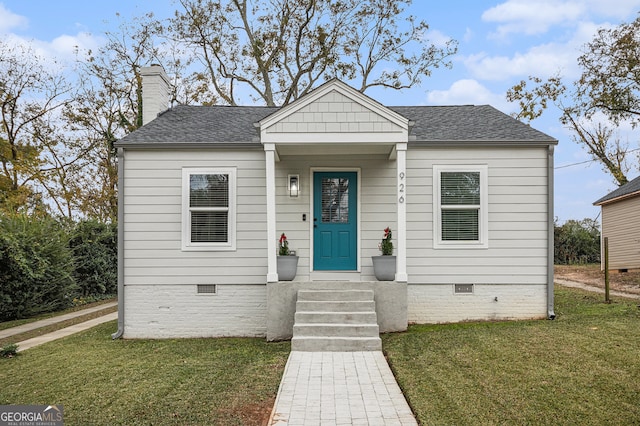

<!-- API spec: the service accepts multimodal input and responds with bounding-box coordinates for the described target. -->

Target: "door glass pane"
[321,178,349,223]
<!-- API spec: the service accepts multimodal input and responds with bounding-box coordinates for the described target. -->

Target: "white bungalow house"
[112,65,557,344]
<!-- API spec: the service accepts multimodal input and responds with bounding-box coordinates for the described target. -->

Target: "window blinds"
[189,174,229,243]
[440,172,480,241]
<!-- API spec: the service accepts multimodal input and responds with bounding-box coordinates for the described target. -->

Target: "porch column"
[265,143,278,282]
[396,143,408,282]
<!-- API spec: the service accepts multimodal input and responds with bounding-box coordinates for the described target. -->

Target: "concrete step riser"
[297,281,378,291]
[297,290,374,302]
[291,336,382,352]
[296,300,375,312]
[293,324,380,338]
[294,312,378,324]
[292,283,381,351]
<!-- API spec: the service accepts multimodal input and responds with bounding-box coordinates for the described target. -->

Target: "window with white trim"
[182,168,236,251]
[433,165,488,249]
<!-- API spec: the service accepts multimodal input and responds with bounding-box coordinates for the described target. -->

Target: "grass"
[383,287,640,425]
[0,323,290,425]
[1,287,639,425]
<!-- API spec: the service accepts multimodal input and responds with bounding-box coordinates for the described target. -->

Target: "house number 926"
[398,172,405,203]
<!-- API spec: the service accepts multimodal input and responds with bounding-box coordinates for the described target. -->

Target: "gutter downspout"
[547,145,556,320]
[111,147,125,339]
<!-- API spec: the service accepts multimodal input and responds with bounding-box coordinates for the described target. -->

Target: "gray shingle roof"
[391,105,555,143]
[117,105,277,146]
[115,103,556,146]
[593,175,640,205]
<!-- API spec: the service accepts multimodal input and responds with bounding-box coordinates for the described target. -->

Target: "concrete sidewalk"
[1,301,118,352]
[269,351,417,426]
[555,278,640,300]
[15,312,118,352]
[0,301,117,340]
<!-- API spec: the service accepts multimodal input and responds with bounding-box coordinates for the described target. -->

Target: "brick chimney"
[140,64,170,126]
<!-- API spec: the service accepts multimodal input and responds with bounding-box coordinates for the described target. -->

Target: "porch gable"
[259,79,409,144]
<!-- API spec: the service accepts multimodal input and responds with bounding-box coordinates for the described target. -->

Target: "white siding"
[122,149,269,337]
[406,146,550,286]
[123,149,268,286]
[234,145,550,287]
[601,196,640,270]
[123,143,551,335]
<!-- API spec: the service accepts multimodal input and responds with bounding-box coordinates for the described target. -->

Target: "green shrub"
[0,343,18,358]
[69,219,117,296]
[555,218,601,264]
[0,214,77,321]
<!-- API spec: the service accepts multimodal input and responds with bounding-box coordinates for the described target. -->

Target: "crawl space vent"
[454,284,474,294]
[197,284,217,294]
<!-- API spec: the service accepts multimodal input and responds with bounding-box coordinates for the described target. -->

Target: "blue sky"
[2,0,640,223]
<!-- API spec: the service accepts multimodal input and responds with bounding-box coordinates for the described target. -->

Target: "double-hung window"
[182,167,236,251]
[433,165,488,249]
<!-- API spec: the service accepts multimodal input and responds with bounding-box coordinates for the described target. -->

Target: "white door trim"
[309,167,362,278]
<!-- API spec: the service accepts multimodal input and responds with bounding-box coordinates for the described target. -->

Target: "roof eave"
[593,189,640,206]
[113,141,263,149]
[410,139,558,147]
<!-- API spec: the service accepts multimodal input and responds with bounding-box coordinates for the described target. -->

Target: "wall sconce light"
[288,174,299,198]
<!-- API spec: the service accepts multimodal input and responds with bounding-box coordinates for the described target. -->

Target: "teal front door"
[313,172,357,271]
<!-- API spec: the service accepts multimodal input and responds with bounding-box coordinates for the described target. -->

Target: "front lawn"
[383,287,640,425]
[2,287,639,425]
[0,326,290,425]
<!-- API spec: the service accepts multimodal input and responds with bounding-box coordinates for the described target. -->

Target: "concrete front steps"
[291,289,382,351]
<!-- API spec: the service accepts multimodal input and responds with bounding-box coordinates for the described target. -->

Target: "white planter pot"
[372,255,396,281]
[277,256,299,281]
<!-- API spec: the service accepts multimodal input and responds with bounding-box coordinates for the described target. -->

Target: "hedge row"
[0,215,117,321]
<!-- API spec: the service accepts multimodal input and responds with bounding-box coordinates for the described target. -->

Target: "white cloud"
[481,0,640,39]
[583,0,640,20]
[425,29,455,49]
[2,30,105,69]
[49,32,103,58]
[425,79,511,110]
[463,43,575,81]
[462,20,605,82]
[0,3,27,34]
[482,0,585,38]
[0,3,104,64]
[463,28,474,43]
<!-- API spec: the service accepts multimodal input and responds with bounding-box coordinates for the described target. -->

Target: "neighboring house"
[112,65,557,340]
[593,175,640,271]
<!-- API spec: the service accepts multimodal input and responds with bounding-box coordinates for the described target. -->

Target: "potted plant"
[277,233,298,281]
[372,227,396,281]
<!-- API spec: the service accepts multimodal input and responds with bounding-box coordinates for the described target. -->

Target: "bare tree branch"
[169,0,457,106]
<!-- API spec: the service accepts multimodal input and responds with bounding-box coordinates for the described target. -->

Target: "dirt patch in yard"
[218,398,275,426]
[555,264,640,296]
